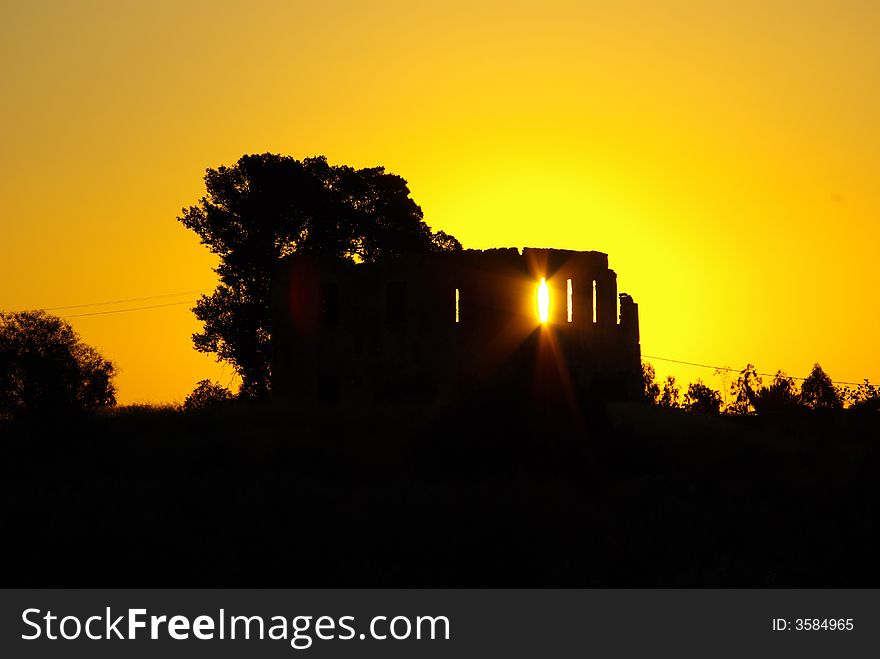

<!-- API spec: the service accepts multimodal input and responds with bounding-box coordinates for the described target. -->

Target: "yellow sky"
[2,0,878,403]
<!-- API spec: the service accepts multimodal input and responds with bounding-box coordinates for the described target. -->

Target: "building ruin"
[271,247,641,407]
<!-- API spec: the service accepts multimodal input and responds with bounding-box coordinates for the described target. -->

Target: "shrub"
[183,379,235,412]
[683,380,723,414]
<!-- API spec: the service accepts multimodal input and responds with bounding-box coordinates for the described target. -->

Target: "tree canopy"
[641,361,660,404]
[800,363,842,410]
[179,153,461,398]
[182,379,235,412]
[0,310,116,420]
[659,375,681,409]
[753,371,802,413]
[683,379,722,414]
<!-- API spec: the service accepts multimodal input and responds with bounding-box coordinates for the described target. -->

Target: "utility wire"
[642,353,876,388]
[63,300,195,318]
[37,289,205,312]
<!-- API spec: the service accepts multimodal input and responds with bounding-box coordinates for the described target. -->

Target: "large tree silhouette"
[179,154,461,398]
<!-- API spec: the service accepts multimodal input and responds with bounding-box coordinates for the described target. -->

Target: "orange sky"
[2,0,878,403]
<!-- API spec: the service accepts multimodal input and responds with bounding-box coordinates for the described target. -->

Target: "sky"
[1,0,878,404]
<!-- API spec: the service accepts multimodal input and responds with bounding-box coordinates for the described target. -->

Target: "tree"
[848,378,880,412]
[659,375,681,408]
[753,371,803,413]
[728,364,761,415]
[683,379,722,414]
[0,310,116,420]
[713,367,732,409]
[179,154,462,398]
[183,380,235,412]
[800,363,842,410]
[641,361,660,404]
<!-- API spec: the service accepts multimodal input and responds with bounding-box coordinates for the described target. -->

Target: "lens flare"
[537,278,550,323]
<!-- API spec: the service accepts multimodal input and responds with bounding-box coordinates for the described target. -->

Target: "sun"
[537,278,550,323]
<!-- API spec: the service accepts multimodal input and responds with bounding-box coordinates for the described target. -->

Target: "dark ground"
[2,392,878,587]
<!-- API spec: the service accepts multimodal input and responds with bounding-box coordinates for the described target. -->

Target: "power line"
[37,289,205,312]
[64,300,195,318]
[642,353,876,388]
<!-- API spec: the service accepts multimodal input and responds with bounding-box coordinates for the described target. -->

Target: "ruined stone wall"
[271,247,641,406]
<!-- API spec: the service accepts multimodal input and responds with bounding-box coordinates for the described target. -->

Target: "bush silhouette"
[0,310,116,420]
[683,379,722,414]
[847,379,880,412]
[183,379,235,412]
[753,371,803,413]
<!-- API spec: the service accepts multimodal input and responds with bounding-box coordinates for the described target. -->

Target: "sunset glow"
[1,1,879,402]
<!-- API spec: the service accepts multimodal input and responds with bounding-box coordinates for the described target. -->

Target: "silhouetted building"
[271,248,640,406]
